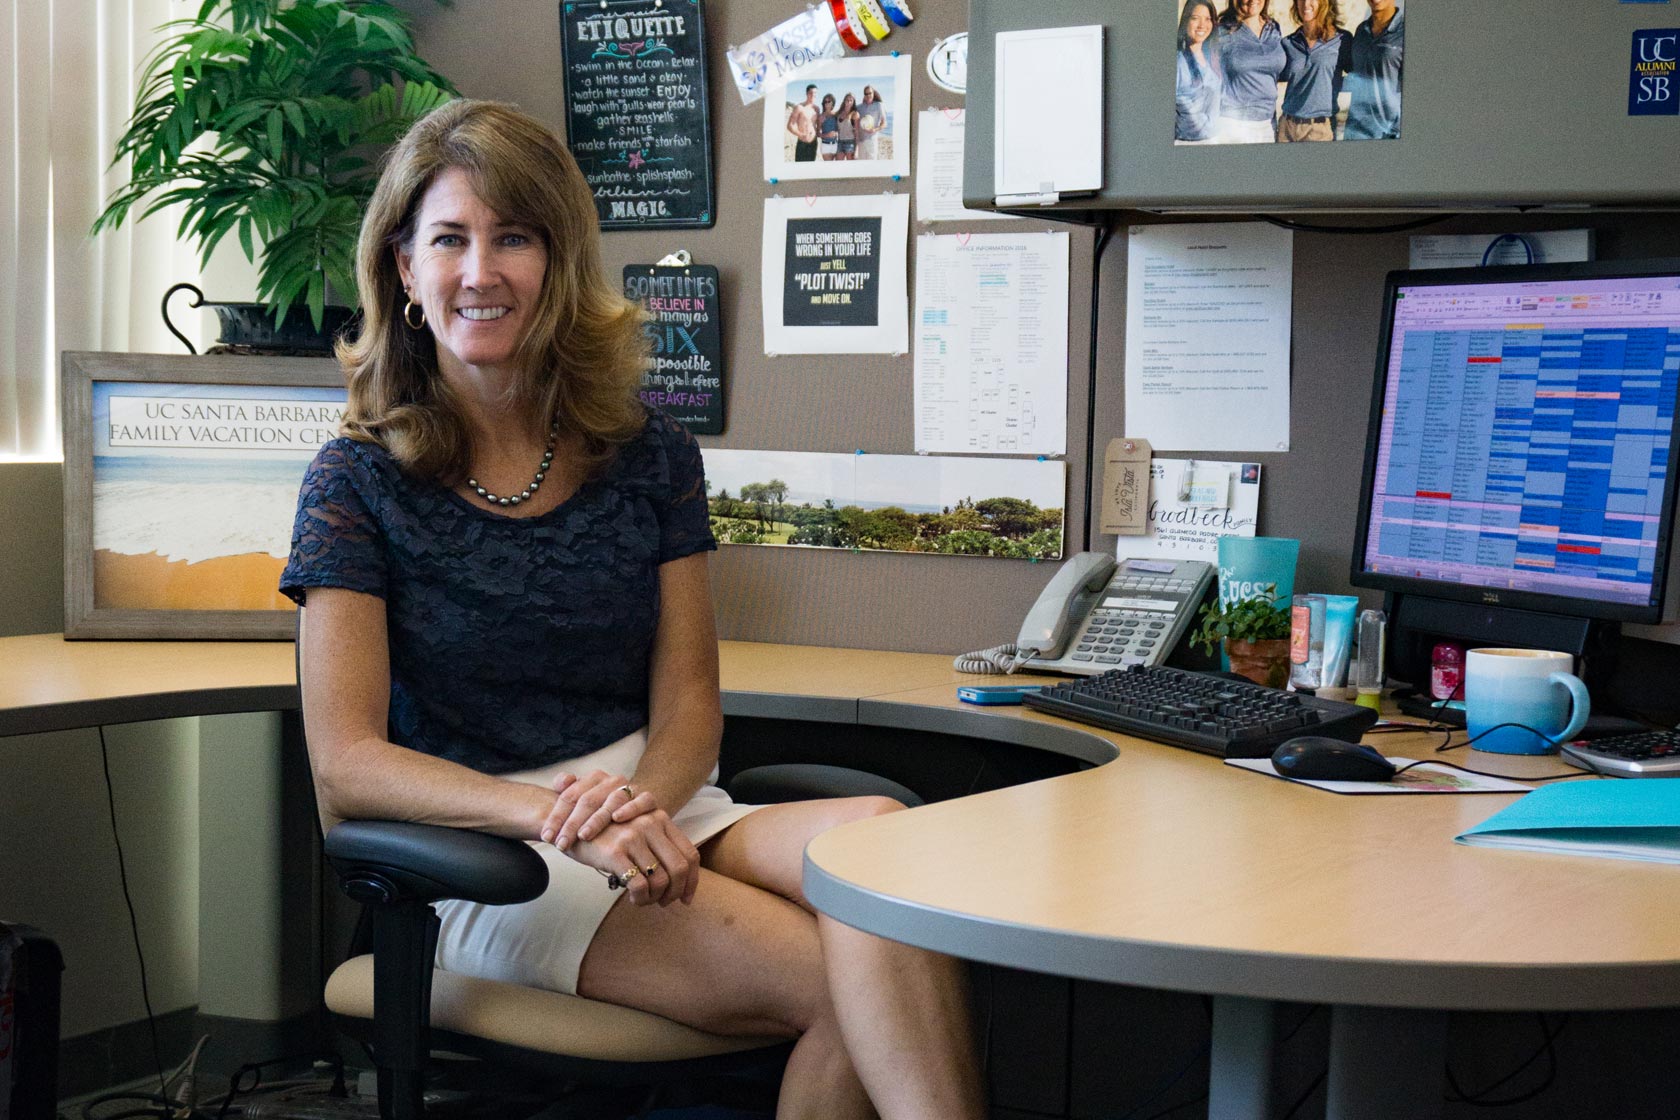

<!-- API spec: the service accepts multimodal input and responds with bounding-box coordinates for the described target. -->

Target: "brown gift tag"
[1100,438,1152,536]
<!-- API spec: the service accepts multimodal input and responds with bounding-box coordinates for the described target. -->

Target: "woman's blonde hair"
[337,99,648,481]
[1289,0,1341,41]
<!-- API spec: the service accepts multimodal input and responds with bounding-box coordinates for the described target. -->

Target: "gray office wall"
[965,1,1680,210]
[397,0,1094,657]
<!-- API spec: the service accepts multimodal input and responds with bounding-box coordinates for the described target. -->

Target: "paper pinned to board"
[913,231,1069,454]
[1099,438,1152,536]
[727,8,845,105]
[915,110,1019,223]
[1409,230,1594,269]
[1112,458,1259,563]
[762,194,910,356]
[1123,222,1293,452]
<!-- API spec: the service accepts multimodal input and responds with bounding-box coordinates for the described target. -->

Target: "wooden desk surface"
[0,635,985,734]
[809,681,1680,1011]
[0,633,299,735]
[7,633,1678,1014]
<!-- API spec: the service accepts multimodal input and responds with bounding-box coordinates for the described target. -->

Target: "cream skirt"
[432,727,762,995]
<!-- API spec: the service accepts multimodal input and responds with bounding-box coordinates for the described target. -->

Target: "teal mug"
[1464,648,1590,755]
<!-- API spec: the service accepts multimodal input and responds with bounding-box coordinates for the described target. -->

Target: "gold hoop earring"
[403,300,426,330]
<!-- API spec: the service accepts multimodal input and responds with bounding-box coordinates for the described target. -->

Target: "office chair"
[304,633,923,1119]
[321,819,792,1120]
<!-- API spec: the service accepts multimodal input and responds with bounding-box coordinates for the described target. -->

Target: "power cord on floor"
[1446,1013,1569,1107]
[97,724,168,1104]
[1258,1011,1571,1119]
[1280,1067,1327,1119]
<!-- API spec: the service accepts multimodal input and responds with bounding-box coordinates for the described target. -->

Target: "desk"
[808,683,1680,1118]
[6,635,1678,1119]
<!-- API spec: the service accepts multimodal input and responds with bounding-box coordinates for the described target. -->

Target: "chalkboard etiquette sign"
[559,0,715,230]
[624,264,725,434]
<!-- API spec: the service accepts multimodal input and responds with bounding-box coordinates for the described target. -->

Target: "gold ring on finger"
[618,784,634,798]
[620,866,640,883]
[643,863,659,876]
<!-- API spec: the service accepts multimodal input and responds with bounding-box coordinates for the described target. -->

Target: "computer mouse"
[1271,736,1397,782]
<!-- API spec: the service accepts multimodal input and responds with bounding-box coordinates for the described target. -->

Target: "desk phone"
[1020,553,1215,677]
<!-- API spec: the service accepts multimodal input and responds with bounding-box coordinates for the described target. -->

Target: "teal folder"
[1456,781,1680,865]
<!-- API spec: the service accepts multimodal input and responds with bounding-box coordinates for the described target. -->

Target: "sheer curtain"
[1,0,212,461]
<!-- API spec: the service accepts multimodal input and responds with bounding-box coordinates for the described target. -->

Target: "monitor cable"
[1259,213,1457,236]
[1080,223,1113,554]
[1369,695,1613,778]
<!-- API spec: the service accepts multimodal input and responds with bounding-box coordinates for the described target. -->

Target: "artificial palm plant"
[93,0,457,331]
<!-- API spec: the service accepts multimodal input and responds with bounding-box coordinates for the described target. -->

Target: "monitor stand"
[1386,593,1640,738]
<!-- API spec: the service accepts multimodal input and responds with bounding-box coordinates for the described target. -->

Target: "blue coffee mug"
[1464,648,1590,755]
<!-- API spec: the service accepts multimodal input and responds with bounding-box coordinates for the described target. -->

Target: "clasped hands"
[538,770,700,907]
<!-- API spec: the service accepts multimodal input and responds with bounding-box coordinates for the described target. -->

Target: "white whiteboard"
[993,25,1103,203]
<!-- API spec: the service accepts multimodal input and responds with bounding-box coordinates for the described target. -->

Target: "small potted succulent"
[1190,596,1291,688]
[92,0,457,348]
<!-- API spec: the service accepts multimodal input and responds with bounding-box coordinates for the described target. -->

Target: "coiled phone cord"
[953,643,1035,674]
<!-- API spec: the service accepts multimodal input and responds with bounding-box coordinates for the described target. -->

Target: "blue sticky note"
[1630,29,1680,114]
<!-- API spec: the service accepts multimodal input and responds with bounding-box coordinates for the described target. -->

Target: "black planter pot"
[162,282,356,354]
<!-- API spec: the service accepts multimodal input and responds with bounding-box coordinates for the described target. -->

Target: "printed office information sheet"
[1123,222,1293,452]
[914,232,1069,455]
[914,110,1018,224]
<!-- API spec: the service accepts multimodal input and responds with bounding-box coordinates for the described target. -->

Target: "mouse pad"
[1225,758,1533,795]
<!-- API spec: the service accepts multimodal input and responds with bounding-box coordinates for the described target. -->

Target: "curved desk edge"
[856,699,1118,767]
[0,684,301,738]
[802,854,1680,1011]
[722,692,856,724]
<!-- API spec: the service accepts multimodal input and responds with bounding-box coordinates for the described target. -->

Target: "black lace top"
[279,408,716,774]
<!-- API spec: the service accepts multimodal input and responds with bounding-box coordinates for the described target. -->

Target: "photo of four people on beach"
[782,78,896,163]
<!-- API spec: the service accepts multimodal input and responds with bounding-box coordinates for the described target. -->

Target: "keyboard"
[1022,665,1379,759]
[1560,730,1680,777]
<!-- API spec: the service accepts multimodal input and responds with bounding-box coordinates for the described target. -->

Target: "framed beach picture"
[60,352,346,639]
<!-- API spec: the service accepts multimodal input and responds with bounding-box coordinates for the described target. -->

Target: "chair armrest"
[325,820,547,906]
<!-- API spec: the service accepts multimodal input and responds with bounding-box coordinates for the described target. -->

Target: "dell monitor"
[1351,259,1680,690]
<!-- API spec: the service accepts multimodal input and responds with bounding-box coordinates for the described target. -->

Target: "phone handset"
[1016,552,1118,661]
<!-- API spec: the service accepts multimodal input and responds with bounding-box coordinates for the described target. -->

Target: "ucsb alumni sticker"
[1630,29,1680,115]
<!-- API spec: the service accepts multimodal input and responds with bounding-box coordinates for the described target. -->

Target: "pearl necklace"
[468,421,557,507]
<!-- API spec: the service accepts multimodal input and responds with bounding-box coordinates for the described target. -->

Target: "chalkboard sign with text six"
[559,0,715,230]
[624,264,725,434]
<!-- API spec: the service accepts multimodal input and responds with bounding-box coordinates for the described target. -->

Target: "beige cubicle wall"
[397,0,1680,659]
[397,0,1097,657]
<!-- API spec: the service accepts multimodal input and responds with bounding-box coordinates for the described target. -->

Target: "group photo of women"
[1173,0,1405,145]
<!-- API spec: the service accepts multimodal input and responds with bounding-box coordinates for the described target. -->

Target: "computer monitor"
[1351,260,1680,649]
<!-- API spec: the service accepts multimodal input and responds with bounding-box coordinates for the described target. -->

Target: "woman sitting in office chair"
[280,99,984,1120]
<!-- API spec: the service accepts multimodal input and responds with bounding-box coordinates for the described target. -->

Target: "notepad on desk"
[1456,781,1680,865]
